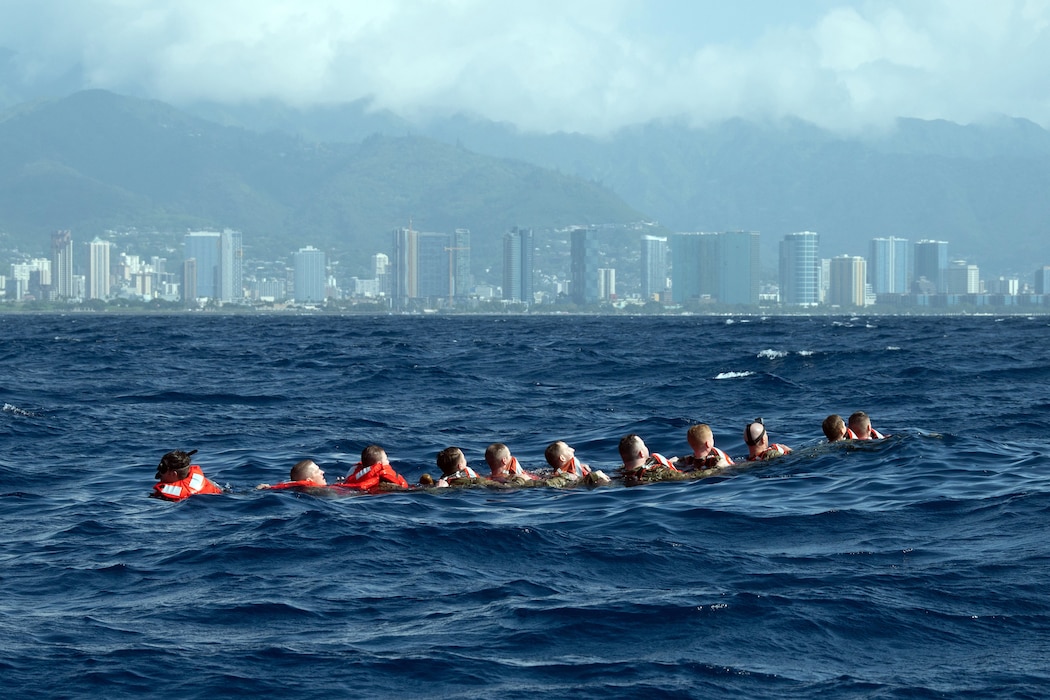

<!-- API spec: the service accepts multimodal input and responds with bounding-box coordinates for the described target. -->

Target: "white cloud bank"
[1,0,1049,134]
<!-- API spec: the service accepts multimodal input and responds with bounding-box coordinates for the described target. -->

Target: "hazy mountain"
[184,98,1050,276]
[0,90,642,273]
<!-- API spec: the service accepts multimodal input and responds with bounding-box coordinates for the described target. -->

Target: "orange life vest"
[152,465,223,501]
[625,452,679,477]
[265,480,325,490]
[506,457,540,480]
[558,456,591,478]
[749,443,792,462]
[335,462,409,490]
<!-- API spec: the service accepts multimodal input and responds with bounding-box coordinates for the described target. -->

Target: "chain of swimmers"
[150,412,887,502]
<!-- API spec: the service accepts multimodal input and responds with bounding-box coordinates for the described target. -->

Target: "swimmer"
[677,423,735,470]
[848,411,887,440]
[150,449,223,501]
[744,418,792,461]
[335,444,410,490]
[617,433,679,480]
[544,441,610,486]
[822,414,858,442]
[256,459,328,490]
[435,446,480,487]
[484,443,540,481]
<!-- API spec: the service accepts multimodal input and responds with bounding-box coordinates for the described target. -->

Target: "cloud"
[1,0,1049,133]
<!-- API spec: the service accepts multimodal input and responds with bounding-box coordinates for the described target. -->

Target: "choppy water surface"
[2,313,1050,698]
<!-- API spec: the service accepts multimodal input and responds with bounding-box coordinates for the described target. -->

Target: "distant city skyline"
[5,224,1050,311]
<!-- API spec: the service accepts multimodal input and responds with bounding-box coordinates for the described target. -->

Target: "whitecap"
[797,350,814,357]
[714,371,755,380]
[757,349,787,359]
[2,403,35,417]
[886,346,901,351]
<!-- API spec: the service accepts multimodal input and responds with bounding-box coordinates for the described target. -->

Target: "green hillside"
[0,90,642,270]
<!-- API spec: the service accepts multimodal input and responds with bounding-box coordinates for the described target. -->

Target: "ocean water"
[2,313,1050,698]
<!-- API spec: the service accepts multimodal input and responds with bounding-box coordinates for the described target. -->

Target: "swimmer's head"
[155,449,197,479]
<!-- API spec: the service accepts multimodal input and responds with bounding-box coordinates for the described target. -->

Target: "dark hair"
[156,449,197,477]
[436,446,464,475]
[157,449,197,472]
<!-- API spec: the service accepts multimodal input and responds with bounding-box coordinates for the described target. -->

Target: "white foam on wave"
[797,350,814,357]
[886,346,901,351]
[757,349,787,359]
[3,403,35,417]
[714,371,754,380]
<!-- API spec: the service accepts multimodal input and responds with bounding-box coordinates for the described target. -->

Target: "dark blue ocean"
[3,313,1050,698]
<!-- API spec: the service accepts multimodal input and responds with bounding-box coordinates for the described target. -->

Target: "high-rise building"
[947,260,979,294]
[571,227,600,306]
[88,238,112,300]
[51,230,74,299]
[719,231,760,306]
[373,253,391,297]
[293,246,327,303]
[869,237,910,294]
[828,255,867,307]
[640,235,667,300]
[779,231,821,306]
[1036,266,1050,294]
[417,231,451,301]
[183,231,221,300]
[598,268,616,300]
[502,226,534,303]
[453,228,471,299]
[670,232,719,303]
[391,227,452,306]
[391,227,417,306]
[914,240,949,293]
[182,259,197,306]
[219,229,243,303]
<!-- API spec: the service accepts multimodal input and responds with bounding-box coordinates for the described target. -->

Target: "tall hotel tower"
[218,229,243,303]
[913,240,949,293]
[183,231,221,300]
[640,235,667,301]
[51,230,74,299]
[779,231,821,306]
[868,237,910,294]
[719,230,760,306]
[570,227,600,306]
[670,233,719,303]
[88,238,112,300]
[183,230,243,303]
[391,227,452,307]
[828,255,867,307]
[293,246,327,303]
[502,226,534,303]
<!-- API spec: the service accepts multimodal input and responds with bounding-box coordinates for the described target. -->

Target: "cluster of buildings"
[4,226,1050,311]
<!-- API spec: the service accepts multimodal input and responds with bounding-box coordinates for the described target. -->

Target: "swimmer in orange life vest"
[617,433,679,480]
[256,459,328,491]
[543,441,611,485]
[848,411,887,440]
[484,442,540,481]
[677,423,735,470]
[151,449,223,501]
[744,418,793,461]
[822,414,859,442]
[435,446,480,487]
[334,444,410,491]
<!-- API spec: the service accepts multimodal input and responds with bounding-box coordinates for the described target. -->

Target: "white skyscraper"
[88,238,112,300]
[294,246,327,303]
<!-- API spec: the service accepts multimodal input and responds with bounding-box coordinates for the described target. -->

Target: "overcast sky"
[2,0,1048,134]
